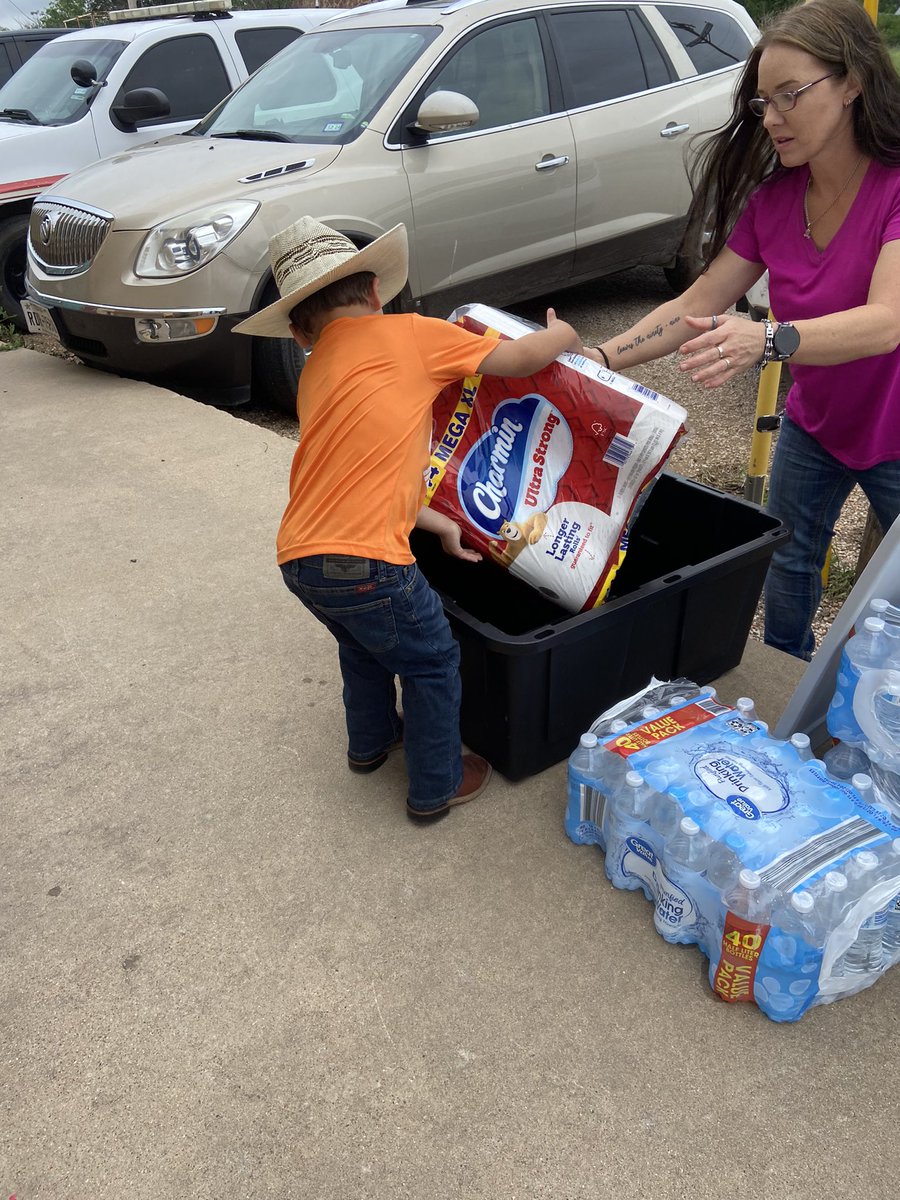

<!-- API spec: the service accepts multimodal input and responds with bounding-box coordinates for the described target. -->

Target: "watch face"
[773,323,800,359]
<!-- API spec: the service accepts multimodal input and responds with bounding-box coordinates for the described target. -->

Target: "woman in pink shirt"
[590,0,900,660]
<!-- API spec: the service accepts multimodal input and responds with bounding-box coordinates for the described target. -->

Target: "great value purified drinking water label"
[692,753,789,819]
[425,304,686,613]
[608,834,705,938]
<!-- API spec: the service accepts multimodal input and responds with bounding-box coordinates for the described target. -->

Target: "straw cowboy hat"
[233,216,408,339]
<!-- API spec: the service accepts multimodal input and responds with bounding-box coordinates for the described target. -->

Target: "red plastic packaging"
[426,305,687,613]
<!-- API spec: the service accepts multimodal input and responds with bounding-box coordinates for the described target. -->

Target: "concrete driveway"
[2,349,896,1200]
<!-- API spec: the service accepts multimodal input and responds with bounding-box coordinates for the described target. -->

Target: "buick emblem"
[39,212,56,246]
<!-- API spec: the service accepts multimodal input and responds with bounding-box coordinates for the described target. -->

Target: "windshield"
[194,25,437,144]
[0,38,124,126]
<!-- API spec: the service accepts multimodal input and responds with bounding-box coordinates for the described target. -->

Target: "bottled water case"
[565,689,900,1022]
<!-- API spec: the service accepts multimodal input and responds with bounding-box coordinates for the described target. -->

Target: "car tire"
[0,213,30,331]
[663,206,710,295]
[252,327,306,415]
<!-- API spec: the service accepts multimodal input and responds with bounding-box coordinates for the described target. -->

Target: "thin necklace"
[803,156,864,239]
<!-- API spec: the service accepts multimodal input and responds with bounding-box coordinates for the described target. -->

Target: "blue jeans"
[280,555,463,811]
[764,416,900,660]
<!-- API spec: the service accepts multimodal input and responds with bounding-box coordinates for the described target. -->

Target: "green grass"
[892,47,900,74]
[0,311,25,350]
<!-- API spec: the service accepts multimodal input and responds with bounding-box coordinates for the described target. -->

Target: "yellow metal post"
[744,347,781,505]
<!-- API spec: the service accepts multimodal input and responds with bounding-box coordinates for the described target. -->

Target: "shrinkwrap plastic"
[425,304,686,614]
[565,690,900,1021]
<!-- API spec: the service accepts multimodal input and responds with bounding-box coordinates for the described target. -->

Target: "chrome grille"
[29,198,113,276]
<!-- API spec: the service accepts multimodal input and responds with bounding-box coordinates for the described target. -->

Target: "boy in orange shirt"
[236,217,582,821]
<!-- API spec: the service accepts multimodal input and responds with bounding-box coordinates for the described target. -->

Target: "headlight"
[134,200,259,278]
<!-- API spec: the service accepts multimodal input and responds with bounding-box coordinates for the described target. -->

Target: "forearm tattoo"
[616,315,681,356]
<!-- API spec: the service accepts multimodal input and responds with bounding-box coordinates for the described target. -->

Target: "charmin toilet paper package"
[425,304,687,613]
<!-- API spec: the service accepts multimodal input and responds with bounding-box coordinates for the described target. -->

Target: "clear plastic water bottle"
[790,732,815,762]
[771,890,819,966]
[883,891,900,959]
[843,851,884,974]
[826,616,890,752]
[816,870,849,978]
[706,831,747,892]
[603,770,656,893]
[655,816,710,943]
[567,732,602,827]
[736,696,758,722]
[823,740,871,781]
[646,765,682,838]
[881,838,900,960]
[723,868,772,925]
[851,773,875,804]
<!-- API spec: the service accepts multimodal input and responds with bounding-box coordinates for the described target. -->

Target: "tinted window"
[549,9,670,107]
[424,18,550,134]
[657,5,750,73]
[0,45,13,89]
[235,26,302,75]
[19,36,56,64]
[114,34,231,125]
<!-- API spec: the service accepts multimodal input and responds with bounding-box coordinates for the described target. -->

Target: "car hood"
[0,120,43,141]
[47,135,343,228]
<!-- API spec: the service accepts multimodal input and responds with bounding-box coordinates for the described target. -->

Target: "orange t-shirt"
[276,312,497,566]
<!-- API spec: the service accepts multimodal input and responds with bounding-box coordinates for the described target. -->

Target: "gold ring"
[716,345,724,359]
[724,357,731,370]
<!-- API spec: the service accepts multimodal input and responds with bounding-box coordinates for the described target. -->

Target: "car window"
[0,45,13,89]
[234,26,302,76]
[19,36,54,64]
[195,26,438,144]
[0,37,125,125]
[549,8,672,107]
[656,4,750,73]
[423,18,549,134]
[113,34,231,126]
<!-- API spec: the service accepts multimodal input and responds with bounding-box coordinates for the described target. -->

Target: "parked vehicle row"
[21,0,760,412]
[0,0,331,326]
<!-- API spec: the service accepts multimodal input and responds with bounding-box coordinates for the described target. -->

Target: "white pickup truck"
[0,1,329,326]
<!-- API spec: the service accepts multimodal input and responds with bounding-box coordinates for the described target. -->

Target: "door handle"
[660,123,690,138]
[535,154,570,170]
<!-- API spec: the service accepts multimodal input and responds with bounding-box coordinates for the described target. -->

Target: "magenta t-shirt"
[728,160,900,469]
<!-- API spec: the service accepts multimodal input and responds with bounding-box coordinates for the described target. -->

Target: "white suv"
[25,0,758,410]
[0,1,330,326]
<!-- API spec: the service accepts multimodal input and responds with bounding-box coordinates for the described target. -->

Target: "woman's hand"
[677,313,767,388]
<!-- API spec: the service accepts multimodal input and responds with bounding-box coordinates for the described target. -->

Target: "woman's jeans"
[764,417,900,660]
[280,555,463,810]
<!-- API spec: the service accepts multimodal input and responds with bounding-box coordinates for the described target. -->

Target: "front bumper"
[37,301,254,405]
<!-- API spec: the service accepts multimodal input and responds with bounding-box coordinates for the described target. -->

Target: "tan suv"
[25,0,758,411]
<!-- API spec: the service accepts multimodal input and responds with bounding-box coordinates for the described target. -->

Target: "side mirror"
[70,59,99,89]
[112,87,170,130]
[411,90,479,135]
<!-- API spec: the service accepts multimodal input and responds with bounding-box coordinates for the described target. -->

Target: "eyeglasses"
[748,73,837,117]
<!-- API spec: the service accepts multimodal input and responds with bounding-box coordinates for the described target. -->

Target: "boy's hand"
[438,522,482,563]
[546,307,582,355]
[415,505,482,562]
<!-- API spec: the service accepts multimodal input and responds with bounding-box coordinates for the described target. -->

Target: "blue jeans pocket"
[312,595,399,655]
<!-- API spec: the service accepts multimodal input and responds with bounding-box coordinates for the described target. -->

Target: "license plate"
[21,299,59,340]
